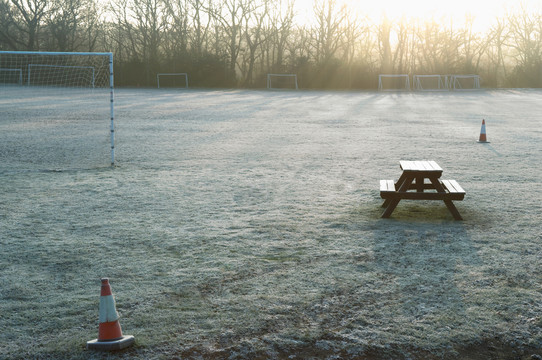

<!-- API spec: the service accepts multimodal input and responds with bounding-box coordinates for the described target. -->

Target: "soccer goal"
[267,74,298,90]
[0,68,23,85]
[451,75,481,90]
[0,51,115,169]
[378,74,410,91]
[413,75,446,91]
[157,73,188,88]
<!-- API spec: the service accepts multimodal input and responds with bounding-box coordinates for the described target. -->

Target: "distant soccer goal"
[157,73,188,88]
[378,74,410,91]
[0,51,115,169]
[0,68,23,85]
[451,75,481,90]
[413,75,446,91]
[267,74,298,90]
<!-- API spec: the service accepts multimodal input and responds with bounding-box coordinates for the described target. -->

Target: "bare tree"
[240,0,271,86]
[164,0,189,59]
[0,0,19,49]
[377,16,393,73]
[286,25,311,69]
[1,0,50,50]
[312,0,346,65]
[46,0,101,51]
[456,15,488,74]
[377,17,412,74]
[209,0,251,84]
[111,0,169,83]
[506,6,542,86]
[266,0,294,72]
[188,0,212,57]
[413,18,461,74]
[485,17,509,86]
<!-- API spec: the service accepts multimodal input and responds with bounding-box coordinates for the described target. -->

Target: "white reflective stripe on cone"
[99,294,120,323]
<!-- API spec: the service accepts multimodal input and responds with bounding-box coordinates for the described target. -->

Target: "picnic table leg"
[381,199,400,218]
[428,176,446,192]
[395,173,407,188]
[427,177,463,220]
[382,174,407,208]
[416,176,424,192]
[444,200,463,220]
[381,176,413,218]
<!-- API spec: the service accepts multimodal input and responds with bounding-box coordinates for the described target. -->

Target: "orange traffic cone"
[87,278,134,351]
[477,119,490,143]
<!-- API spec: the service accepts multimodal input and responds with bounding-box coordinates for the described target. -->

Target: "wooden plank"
[400,160,414,171]
[412,161,423,170]
[427,160,443,171]
[406,182,435,191]
[380,180,396,192]
[441,179,466,195]
[401,160,442,173]
[449,179,465,194]
[415,161,430,170]
[385,192,463,200]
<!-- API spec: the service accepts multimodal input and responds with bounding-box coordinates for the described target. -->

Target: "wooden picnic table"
[380,160,465,220]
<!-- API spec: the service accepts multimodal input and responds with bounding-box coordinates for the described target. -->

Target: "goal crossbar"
[0,51,115,165]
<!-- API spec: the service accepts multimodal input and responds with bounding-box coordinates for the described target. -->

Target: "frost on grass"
[1,89,542,359]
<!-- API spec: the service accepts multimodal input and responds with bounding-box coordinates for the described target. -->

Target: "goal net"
[0,51,115,171]
[267,74,298,90]
[451,75,481,90]
[0,68,23,85]
[27,64,96,87]
[413,75,445,91]
[157,73,188,88]
[378,74,410,91]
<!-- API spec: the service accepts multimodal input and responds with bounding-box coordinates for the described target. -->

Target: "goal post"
[451,75,481,90]
[413,75,446,91]
[157,73,188,88]
[378,74,410,91]
[267,74,298,90]
[0,51,115,168]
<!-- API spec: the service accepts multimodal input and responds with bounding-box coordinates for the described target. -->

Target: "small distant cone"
[87,278,134,351]
[477,119,490,143]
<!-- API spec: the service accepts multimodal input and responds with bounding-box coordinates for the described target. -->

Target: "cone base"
[477,140,490,143]
[87,335,135,351]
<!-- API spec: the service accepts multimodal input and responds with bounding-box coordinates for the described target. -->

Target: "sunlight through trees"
[1,0,542,88]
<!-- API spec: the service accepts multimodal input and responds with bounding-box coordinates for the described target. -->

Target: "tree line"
[1,0,542,88]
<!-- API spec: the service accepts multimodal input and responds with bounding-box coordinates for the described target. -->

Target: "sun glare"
[294,0,540,32]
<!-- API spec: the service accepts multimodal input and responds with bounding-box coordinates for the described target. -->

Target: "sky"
[294,0,541,32]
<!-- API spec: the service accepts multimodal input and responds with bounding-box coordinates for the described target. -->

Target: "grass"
[1,88,541,359]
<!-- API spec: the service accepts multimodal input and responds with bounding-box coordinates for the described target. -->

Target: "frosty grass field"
[1,87,541,359]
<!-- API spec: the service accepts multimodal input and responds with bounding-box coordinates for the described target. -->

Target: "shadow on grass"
[363,200,484,356]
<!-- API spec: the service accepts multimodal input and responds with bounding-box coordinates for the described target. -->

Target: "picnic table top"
[400,160,443,173]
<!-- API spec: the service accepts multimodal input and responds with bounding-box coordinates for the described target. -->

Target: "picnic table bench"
[380,160,465,220]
